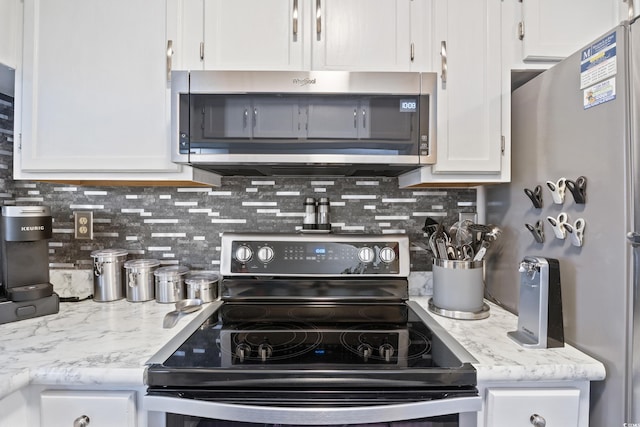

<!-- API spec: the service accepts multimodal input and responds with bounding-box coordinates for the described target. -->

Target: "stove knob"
[235,343,252,363]
[258,343,273,362]
[379,343,395,362]
[358,247,375,263]
[357,343,373,362]
[235,245,253,263]
[379,247,396,263]
[257,246,274,263]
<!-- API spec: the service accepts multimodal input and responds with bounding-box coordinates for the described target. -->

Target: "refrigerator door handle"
[627,231,640,423]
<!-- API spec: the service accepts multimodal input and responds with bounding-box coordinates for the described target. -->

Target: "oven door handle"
[143,395,482,425]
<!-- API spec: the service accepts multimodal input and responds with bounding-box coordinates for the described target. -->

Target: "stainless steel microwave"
[171,70,436,176]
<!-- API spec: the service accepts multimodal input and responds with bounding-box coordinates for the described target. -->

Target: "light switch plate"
[73,211,93,240]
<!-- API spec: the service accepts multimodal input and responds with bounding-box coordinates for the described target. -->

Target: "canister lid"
[124,259,161,270]
[90,248,129,258]
[154,265,189,278]
[185,272,220,286]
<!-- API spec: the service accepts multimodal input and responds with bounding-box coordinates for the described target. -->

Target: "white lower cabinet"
[477,381,590,427]
[40,390,137,427]
[0,388,30,427]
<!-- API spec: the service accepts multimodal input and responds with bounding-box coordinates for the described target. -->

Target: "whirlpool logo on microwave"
[21,226,45,232]
[292,77,317,87]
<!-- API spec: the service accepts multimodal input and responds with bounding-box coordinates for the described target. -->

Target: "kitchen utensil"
[185,272,219,302]
[565,176,587,204]
[546,177,567,204]
[473,240,490,261]
[91,249,128,302]
[524,185,543,209]
[547,212,568,239]
[162,298,203,329]
[422,217,440,237]
[124,259,160,302]
[154,265,189,303]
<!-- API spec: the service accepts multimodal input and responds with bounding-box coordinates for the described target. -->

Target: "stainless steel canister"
[432,258,484,312]
[154,265,189,303]
[185,272,219,303]
[91,249,129,302]
[123,259,160,302]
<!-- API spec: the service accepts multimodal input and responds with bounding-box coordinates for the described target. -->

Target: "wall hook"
[524,185,543,209]
[546,177,566,205]
[563,218,585,247]
[525,220,545,243]
[566,176,587,204]
[547,212,568,239]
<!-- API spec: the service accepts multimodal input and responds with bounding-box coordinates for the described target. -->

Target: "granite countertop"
[0,296,605,400]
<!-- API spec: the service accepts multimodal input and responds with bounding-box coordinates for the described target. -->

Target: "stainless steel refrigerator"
[485,18,640,427]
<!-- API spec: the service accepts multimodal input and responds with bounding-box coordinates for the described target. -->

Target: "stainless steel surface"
[154,266,189,303]
[427,298,490,320]
[1,205,51,217]
[170,70,439,172]
[124,259,159,303]
[166,40,173,83]
[440,41,447,84]
[185,273,219,302]
[90,249,128,302]
[293,0,298,36]
[219,232,410,277]
[162,298,203,329]
[486,22,637,427]
[143,394,481,425]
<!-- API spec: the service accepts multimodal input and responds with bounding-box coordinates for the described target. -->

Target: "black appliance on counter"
[0,206,59,325]
[145,233,480,426]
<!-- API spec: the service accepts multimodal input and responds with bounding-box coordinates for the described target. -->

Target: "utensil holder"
[429,258,489,319]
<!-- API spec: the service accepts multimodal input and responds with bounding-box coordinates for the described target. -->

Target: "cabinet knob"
[73,415,90,427]
[530,414,546,427]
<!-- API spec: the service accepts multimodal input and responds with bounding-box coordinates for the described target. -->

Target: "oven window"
[166,414,459,427]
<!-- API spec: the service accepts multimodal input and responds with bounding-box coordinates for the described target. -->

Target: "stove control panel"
[220,233,409,277]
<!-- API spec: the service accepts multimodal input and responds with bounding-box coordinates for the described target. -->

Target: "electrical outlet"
[74,211,93,240]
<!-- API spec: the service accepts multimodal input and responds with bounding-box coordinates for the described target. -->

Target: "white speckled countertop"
[0,293,605,401]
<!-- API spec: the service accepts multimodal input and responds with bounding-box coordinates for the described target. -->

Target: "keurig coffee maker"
[0,206,59,324]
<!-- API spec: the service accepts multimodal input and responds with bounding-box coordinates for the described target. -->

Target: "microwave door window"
[252,96,305,139]
[306,97,360,139]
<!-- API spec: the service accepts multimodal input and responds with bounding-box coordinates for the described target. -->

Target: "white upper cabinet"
[518,0,621,62]
[16,0,219,184]
[179,0,422,72]
[0,0,20,70]
[399,0,505,187]
[311,0,414,71]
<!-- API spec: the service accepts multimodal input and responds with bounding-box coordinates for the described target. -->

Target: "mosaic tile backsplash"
[0,92,476,271]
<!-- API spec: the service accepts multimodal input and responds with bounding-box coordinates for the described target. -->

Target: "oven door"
[144,394,481,427]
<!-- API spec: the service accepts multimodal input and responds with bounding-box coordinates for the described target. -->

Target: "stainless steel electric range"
[144,233,481,427]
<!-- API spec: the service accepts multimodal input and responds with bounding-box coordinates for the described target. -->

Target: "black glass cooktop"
[146,302,476,391]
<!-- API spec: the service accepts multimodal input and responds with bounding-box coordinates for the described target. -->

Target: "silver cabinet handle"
[166,39,174,83]
[530,414,546,427]
[626,0,636,19]
[293,0,299,36]
[199,42,204,61]
[243,109,248,129]
[316,0,322,36]
[353,109,357,128]
[73,415,90,427]
[362,109,366,129]
[440,41,447,85]
[253,108,258,129]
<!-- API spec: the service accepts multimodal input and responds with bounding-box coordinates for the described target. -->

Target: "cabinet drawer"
[486,387,580,427]
[40,390,136,427]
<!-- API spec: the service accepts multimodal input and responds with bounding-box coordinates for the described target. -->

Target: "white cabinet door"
[41,389,136,427]
[520,0,620,62]
[432,0,502,174]
[0,0,20,69]
[203,0,306,70]
[169,0,205,71]
[311,0,414,71]
[485,388,581,427]
[19,0,182,173]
